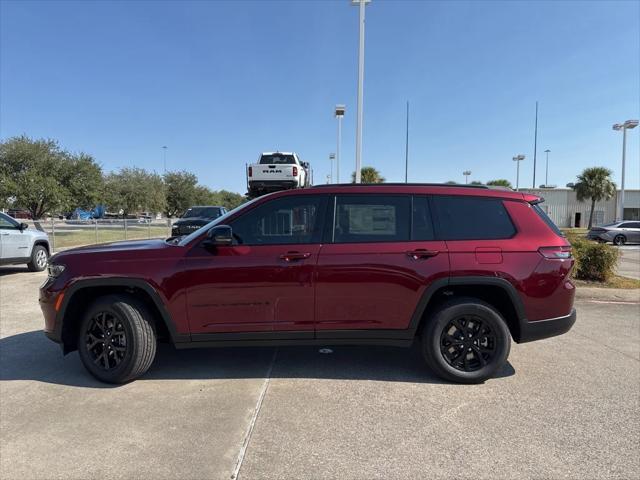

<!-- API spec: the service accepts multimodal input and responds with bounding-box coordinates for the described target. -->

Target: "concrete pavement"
[1,267,639,479]
[616,246,640,280]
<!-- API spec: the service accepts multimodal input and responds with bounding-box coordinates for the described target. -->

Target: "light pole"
[512,155,525,191]
[613,120,638,220]
[162,146,168,173]
[544,149,550,187]
[352,0,371,184]
[329,153,336,183]
[405,101,409,183]
[463,170,471,184]
[335,105,345,183]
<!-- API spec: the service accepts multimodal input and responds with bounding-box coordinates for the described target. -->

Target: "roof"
[266,183,538,202]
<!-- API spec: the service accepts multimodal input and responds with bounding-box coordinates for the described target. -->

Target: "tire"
[27,245,48,272]
[421,297,511,384]
[613,235,626,246]
[77,294,157,383]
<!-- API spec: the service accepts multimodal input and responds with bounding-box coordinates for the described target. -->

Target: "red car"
[40,184,576,384]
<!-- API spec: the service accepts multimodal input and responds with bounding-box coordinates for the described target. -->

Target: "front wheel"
[27,245,48,272]
[78,295,157,383]
[613,235,626,246]
[421,298,511,384]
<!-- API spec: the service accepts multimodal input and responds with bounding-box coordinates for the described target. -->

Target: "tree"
[163,171,199,217]
[470,181,483,185]
[487,179,513,189]
[572,167,616,229]
[105,167,165,216]
[0,136,103,219]
[351,166,385,184]
[444,180,458,185]
[192,185,246,210]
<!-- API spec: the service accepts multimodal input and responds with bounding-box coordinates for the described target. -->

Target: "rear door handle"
[406,249,439,260]
[279,251,312,262]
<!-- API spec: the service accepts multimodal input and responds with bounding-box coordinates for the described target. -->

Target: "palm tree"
[572,167,616,228]
[487,179,513,189]
[352,166,385,184]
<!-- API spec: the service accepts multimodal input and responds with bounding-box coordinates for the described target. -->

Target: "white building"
[520,188,640,228]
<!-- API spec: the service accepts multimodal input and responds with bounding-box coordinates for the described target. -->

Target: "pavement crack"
[230,347,278,480]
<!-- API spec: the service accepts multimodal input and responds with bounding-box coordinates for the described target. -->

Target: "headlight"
[47,263,66,278]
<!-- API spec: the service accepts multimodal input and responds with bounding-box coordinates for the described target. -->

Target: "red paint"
[41,184,575,343]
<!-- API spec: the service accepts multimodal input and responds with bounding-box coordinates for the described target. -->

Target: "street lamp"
[334,105,345,183]
[329,153,336,183]
[512,155,525,191]
[162,146,168,173]
[351,0,371,184]
[463,170,471,184]
[544,149,551,187]
[613,119,638,221]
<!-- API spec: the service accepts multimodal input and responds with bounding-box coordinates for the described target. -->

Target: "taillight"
[539,246,572,259]
[248,166,253,177]
[292,166,298,177]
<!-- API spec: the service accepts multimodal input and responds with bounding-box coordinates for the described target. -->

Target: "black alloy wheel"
[85,311,128,371]
[439,315,496,372]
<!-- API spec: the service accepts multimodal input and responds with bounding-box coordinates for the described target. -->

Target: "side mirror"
[204,225,233,247]
[19,223,28,231]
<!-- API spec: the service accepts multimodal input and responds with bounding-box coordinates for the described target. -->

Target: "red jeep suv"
[40,184,576,384]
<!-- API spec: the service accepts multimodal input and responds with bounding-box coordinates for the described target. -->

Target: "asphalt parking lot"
[617,245,640,280]
[1,268,639,480]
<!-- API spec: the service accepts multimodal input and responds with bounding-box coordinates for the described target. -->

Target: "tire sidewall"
[424,301,511,383]
[614,235,626,246]
[77,298,139,383]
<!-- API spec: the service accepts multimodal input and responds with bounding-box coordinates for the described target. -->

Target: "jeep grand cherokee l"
[40,184,576,384]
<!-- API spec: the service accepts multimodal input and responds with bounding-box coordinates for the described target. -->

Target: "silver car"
[587,221,640,245]
[0,212,51,271]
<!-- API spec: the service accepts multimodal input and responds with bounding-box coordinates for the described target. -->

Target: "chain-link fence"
[25,218,175,252]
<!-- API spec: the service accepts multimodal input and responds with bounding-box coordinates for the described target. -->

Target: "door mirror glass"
[19,223,28,231]
[205,225,233,246]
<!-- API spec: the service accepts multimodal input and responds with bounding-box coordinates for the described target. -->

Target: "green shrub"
[571,238,619,282]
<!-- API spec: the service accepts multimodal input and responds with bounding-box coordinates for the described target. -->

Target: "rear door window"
[432,196,516,240]
[333,195,410,243]
[412,196,435,241]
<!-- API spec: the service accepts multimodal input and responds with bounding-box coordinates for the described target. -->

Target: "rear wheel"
[613,234,626,246]
[77,295,157,383]
[27,245,48,272]
[421,298,511,384]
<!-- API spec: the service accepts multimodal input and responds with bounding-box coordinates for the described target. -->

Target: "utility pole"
[532,101,538,188]
[352,0,371,183]
[463,170,471,184]
[335,105,345,183]
[405,101,409,183]
[162,146,168,173]
[544,149,550,186]
[513,155,525,191]
[613,120,639,220]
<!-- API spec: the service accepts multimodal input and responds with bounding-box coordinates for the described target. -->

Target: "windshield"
[259,154,295,165]
[177,198,259,246]
[182,207,221,218]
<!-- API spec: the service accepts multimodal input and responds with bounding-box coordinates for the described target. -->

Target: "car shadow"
[0,266,31,276]
[0,330,516,389]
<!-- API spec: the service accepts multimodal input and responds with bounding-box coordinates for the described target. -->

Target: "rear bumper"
[518,308,576,343]
[248,180,297,191]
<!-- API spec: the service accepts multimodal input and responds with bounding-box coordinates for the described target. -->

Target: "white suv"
[0,212,50,271]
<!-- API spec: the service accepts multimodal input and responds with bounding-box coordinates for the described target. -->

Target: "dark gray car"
[587,221,640,245]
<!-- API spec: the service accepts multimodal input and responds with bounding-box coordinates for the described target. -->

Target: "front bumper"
[39,283,63,344]
[518,308,576,343]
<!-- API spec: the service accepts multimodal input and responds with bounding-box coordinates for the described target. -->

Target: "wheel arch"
[410,277,527,343]
[57,278,185,354]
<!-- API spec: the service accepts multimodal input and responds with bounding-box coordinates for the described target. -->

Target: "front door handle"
[406,249,439,260]
[279,251,312,262]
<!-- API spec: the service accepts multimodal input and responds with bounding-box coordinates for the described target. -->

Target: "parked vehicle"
[171,206,227,236]
[1,212,50,271]
[247,152,311,198]
[587,221,640,245]
[7,208,31,219]
[41,184,576,384]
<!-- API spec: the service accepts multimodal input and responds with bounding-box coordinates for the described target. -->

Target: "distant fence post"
[148,218,151,239]
[94,218,99,244]
[50,217,55,252]
[124,216,128,240]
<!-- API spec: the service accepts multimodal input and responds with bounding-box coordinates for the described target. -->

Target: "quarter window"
[333,195,410,243]
[230,195,325,245]
[432,196,516,240]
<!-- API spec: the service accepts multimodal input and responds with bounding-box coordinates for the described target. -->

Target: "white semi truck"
[246,152,311,198]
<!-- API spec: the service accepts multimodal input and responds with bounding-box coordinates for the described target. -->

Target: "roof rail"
[311,183,490,189]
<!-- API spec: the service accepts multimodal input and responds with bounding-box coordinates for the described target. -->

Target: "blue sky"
[1,0,639,193]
